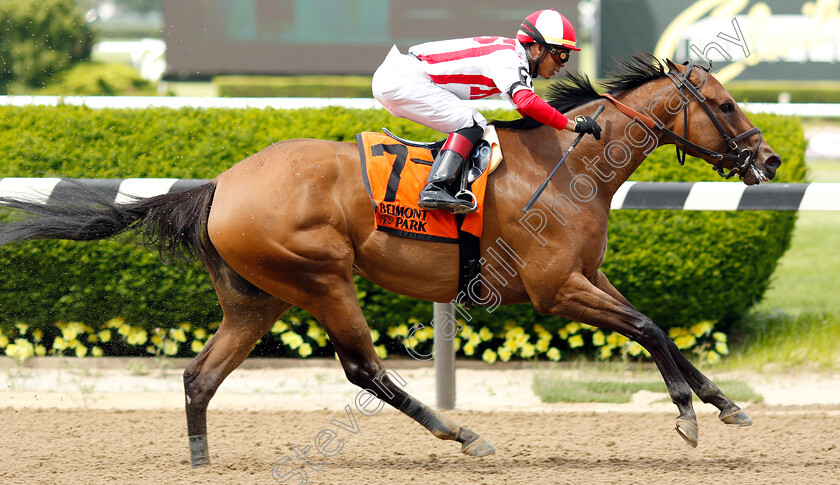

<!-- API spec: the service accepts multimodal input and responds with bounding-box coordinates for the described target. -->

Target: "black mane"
[492,53,667,130]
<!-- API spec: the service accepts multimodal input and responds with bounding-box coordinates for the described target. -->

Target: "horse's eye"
[720,102,734,113]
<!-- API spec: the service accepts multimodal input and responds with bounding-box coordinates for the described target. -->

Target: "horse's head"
[661,59,781,185]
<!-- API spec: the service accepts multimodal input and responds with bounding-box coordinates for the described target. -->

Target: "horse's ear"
[665,59,681,72]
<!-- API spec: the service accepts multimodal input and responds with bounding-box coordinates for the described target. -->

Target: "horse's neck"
[567,81,680,198]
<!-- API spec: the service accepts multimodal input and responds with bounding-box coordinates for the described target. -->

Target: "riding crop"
[522,104,605,213]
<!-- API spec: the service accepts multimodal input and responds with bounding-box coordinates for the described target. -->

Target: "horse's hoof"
[675,418,698,448]
[720,408,753,427]
[461,436,496,457]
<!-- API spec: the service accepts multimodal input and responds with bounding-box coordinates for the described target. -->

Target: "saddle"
[356,126,503,242]
[356,127,504,307]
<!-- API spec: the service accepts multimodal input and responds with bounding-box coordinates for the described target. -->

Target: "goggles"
[547,46,571,64]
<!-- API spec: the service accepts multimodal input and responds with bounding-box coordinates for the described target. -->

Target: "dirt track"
[1,362,839,484]
[2,405,839,484]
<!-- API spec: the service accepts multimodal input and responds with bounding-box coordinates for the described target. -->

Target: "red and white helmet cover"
[516,9,580,51]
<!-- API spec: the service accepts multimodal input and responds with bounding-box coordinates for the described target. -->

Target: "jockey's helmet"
[516,9,580,52]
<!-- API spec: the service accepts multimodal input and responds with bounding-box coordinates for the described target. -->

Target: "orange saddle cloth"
[356,131,489,243]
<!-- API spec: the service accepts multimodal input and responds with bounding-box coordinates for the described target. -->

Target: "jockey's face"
[529,44,567,79]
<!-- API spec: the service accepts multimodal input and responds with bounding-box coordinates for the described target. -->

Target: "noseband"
[603,60,763,180]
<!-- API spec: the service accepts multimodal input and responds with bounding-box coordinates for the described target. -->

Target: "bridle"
[602,60,763,180]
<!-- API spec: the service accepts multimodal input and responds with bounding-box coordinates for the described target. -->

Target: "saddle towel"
[356,128,502,243]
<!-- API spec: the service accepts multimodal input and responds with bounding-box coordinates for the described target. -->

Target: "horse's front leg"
[533,272,700,447]
[590,271,753,427]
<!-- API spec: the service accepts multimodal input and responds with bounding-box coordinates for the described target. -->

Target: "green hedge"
[215,76,376,98]
[726,80,840,104]
[0,0,94,92]
[0,106,805,345]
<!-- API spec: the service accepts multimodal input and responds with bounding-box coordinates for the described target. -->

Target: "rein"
[601,61,763,180]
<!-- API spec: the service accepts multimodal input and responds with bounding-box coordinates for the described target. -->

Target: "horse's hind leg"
[591,271,752,427]
[298,278,495,457]
[183,262,292,467]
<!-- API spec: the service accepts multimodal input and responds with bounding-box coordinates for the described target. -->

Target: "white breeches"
[372,45,487,134]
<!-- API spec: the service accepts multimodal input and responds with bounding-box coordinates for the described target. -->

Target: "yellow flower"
[417,326,434,342]
[67,339,80,349]
[558,328,569,340]
[298,343,313,357]
[191,340,205,353]
[606,332,620,347]
[599,345,614,360]
[535,338,550,353]
[482,348,497,364]
[91,346,104,357]
[126,328,148,346]
[568,335,585,348]
[35,344,47,357]
[151,334,164,346]
[520,343,536,359]
[626,341,646,357]
[75,345,88,358]
[690,321,714,337]
[460,324,474,338]
[387,323,408,339]
[715,341,729,355]
[674,334,696,350]
[533,324,546,334]
[497,347,512,362]
[374,344,388,359]
[369,329,380,343]
[281,331,304,349]
[52,337,68,351]
[270,321,289,334]
[592,331,606,347]
[478,327,493,341]
[179,322,192,332]
[565,322,581,334]
[118,324,131,337]
[669,327,689,339]
[193,328,207,340]
[62,323,82,342]
[463,342,476,356]
[105,317,125,329]
[15,323,29,335]
[87,334,99,343]
[546,347,561,361]
[453,337,461,352]
[170,328,188,343]
[6,339,35,364]
[713,332,727,342]
[706,350,722,364]
[98,329,112,343]
[0,335,8,348]
[162,340,179,356]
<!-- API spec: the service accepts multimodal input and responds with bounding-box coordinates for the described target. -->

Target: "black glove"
[574,115,602,140]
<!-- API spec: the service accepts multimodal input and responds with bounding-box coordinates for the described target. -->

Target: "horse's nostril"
[766,155,781,170]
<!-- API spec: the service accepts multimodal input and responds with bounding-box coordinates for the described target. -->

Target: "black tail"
[0,180,217,263]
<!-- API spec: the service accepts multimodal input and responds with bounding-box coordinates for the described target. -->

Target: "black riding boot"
[418,124,483,212]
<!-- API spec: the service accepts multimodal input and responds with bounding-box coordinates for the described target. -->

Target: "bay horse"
[0,55,780,467]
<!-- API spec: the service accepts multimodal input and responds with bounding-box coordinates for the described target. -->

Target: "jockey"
[372,9,602,214]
